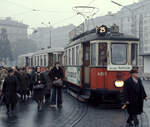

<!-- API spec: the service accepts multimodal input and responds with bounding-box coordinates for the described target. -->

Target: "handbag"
[53,79,63,87]
[33,84,45,89]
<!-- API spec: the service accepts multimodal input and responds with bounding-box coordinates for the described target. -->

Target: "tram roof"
[66,32,139,48]
[18,47,64,58]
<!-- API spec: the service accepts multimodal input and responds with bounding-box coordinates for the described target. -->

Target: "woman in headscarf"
[32,66,46,111]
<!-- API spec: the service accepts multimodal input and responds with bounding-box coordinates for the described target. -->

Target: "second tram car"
[18,48,64,68]
[63,24,139,102]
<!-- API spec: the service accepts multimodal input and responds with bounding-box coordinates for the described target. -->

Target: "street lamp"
[111,0,135,36]
[41,22,52,48]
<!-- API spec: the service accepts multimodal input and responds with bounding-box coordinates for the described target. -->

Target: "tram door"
[48,53,53,67]
[83,43,90,88]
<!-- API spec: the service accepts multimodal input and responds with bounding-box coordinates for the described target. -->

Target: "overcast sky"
[0,0,139,29]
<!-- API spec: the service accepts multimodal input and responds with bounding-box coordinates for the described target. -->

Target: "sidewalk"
[143,81,150,127]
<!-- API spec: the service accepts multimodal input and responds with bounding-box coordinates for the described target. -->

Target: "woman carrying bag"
[32,66,46,111]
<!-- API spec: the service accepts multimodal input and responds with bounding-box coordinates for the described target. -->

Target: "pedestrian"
[19,68,30,101]
[26,67,34,98]
[123,67,147,127]
[49,62,64,108]
[32,66,46,111]
[0,68,8,95]
[44,67,53,103]
[2,68,19,115]
[12,66,21,93]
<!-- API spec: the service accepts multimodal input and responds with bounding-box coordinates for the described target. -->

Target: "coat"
[19,72,30,92]
[123,77,147,115]
[32,72,46,101]
[2,75,19,104]
[49,66,64,81]
[43,71,52,94]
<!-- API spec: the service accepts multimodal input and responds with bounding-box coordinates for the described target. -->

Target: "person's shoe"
[50,105,56,108]
[129,123,134,127]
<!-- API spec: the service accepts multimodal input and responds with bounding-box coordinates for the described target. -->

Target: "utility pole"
[41,22,52,48]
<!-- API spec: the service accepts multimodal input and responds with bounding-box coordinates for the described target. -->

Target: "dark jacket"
[49,66,64,81]
[44,70,52,93]
[2,75,19,104]
[19,72,30,92]
[32,72,46,100]
[123,77,147,114]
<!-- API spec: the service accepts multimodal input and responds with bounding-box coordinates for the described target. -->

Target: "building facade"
[0,17,28,43]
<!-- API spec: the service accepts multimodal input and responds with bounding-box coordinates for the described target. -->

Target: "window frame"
[111,43,128,65]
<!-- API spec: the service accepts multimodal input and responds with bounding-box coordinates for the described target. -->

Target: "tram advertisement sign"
[65,67,81,86]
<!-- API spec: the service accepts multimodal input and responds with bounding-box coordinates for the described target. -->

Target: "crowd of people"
[0,64,148,127]
[0,62,64,115]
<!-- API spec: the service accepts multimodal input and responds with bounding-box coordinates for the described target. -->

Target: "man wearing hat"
[123,67,147,127]
[2,68,19,115]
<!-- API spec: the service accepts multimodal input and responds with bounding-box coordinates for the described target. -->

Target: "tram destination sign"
[107,65,132,71]
[65,67,81,86]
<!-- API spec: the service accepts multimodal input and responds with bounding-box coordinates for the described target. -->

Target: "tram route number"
[96,25,108,35]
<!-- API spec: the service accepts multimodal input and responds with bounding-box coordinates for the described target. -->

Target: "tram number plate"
[98,72,107,76]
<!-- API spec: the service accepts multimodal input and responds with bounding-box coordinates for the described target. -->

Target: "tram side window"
[98,43,107,66]
[91,43,96,66]
[111,44,128,65]
[37,56,39,66]
[69,49,71,65]
[44,55,46,66]
[72,48,75,65]
[131,44,137,65]
[76,46,79,65]
[34,57,36,66]
[40,55,43,66]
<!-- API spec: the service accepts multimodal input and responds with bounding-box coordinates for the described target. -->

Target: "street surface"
[0,81,150,127]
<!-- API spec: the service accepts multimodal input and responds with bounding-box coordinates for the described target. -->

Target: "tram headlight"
[114,80,124,88]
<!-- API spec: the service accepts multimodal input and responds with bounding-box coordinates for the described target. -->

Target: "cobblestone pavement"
[0,91,126,127]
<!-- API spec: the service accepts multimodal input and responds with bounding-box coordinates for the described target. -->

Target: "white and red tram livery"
[63,24,139,102]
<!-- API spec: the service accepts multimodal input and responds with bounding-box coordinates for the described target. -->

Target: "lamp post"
[111,0,135,36]
[41,22,52,48]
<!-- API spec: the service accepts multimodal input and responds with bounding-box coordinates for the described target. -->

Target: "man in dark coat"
[43,67,52,103]
[2,68,19,115]
[123,68,147,127]
[19,68,30,101]
[49,62,64,108]
[32,66,46,111]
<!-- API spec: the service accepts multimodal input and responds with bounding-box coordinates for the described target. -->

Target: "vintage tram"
[18,47,64,68]
[63,24,139,102]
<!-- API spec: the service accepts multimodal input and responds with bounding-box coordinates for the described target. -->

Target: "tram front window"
[131,44,137,66]
[111,44,128,65]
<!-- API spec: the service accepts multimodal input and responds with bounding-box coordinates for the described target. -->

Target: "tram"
[18,47,64,69]
[63,24,139,102]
